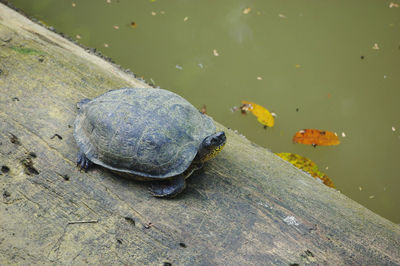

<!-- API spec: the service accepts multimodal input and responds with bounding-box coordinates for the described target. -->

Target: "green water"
[9,0,400,223]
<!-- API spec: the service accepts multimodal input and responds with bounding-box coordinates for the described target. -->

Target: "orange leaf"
[293,129,340,147]
[241,101,275,127]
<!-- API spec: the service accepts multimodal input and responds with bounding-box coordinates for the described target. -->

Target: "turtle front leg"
[77,151,93,171]
[150,175,186,198]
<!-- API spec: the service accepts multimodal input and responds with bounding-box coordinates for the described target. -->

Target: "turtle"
[74,87,226,198]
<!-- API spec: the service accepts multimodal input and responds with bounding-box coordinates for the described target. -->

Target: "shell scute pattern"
[74,88,216,179]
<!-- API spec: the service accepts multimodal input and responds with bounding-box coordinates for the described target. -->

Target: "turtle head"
[198,131,226,162]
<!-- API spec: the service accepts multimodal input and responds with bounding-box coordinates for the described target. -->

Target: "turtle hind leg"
[77,151,93,171]
[150,175,186,198]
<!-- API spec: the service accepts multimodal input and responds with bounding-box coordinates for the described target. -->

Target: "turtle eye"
[211,138,219,145]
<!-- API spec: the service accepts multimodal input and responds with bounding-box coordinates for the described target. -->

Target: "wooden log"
[0,4,399,265]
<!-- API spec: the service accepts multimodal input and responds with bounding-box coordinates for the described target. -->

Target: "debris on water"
[230,106,238,113]
[151,11,156,16]
[104,43,109,48]
[200,105,207,114]
[369,195,375,199]
[72,2,76,7]
[76,35,81,39]
[372,43,379,50]
[198,63,204,69]
[278,14,287,18]
[213,49,219,56]
[392,126,396,132]
[183,17,189,21]
[257,76,262,80]
[359,186,362,191]
[389,2,399,8]
[130,22,137,28]
[175,65,183,70]
[113,25,120,30]
[341,132,346,137]
[243,7,251,14]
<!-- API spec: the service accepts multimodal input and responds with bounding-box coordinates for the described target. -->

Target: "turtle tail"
[77,98,91,110]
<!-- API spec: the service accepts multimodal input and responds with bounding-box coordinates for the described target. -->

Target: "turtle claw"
[150,176,186,198]
[77,151,92,171]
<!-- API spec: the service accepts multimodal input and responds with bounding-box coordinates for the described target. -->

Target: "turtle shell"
[74,88,216,179]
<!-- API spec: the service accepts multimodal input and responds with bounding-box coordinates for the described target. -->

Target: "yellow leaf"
[276,153,335,188]
[241,101,275,127]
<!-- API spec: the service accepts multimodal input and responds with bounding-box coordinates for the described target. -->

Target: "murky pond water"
[8,0,400,223]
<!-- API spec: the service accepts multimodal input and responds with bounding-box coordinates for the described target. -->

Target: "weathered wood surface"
[0,4,399,265]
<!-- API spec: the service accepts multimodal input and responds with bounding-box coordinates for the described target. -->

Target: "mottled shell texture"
[74,88,216,179]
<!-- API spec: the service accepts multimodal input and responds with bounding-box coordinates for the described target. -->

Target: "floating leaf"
[243,7,251,14]
[293,129,339,147]
[276,153,335,188]
[240,101,275,128]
